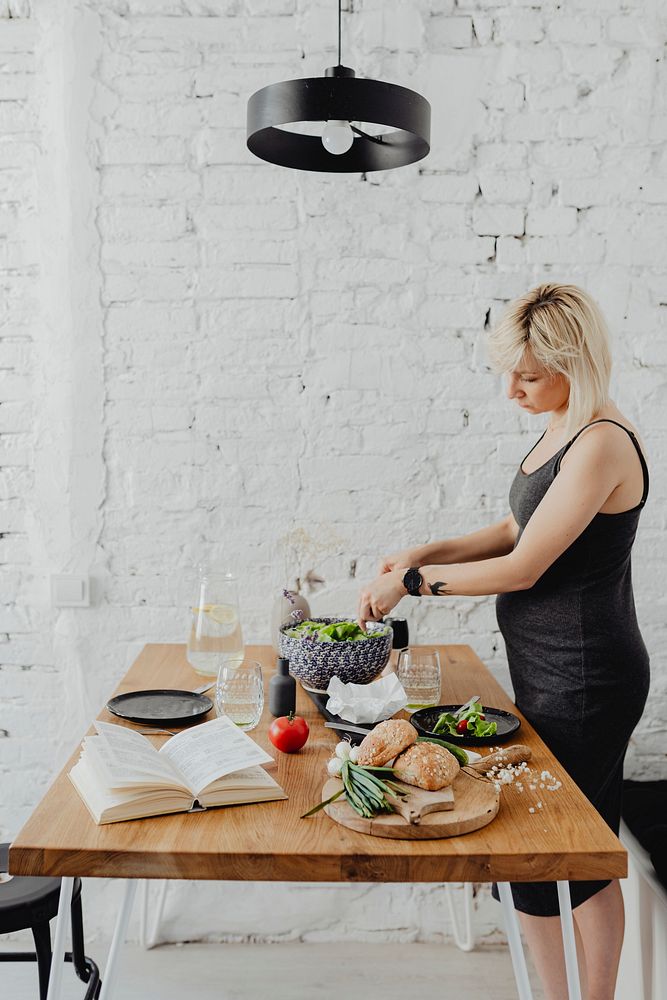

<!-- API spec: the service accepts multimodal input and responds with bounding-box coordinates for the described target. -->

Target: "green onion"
[300,786,346,819]
[416,735,469,767]
[301,759,408,821]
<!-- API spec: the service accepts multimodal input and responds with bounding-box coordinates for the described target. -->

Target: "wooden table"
[10,644,626,1000]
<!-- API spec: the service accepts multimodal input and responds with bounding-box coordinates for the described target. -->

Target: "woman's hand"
[358,570,407,626]
[377,548,421,575]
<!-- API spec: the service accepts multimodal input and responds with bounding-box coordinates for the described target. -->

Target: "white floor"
[1,941,544,999]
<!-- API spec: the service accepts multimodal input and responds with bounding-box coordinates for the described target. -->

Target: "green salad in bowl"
[279,616,392,692]
[283,620,373,643]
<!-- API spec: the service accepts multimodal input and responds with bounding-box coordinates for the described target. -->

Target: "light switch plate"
[51,574,90,608]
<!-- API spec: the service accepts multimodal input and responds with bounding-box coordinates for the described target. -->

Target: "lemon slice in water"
[203,603,238,635]
[205,603,237,624]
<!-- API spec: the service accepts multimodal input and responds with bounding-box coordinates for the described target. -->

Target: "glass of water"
[397,647,442,710]
[215,660,264,731]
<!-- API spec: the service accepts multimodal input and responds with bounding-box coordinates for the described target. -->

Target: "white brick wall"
[1,0,666,945]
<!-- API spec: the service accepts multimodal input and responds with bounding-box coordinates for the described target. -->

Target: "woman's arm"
[421,427,624,595]
[415,515,520,565]
[358,426,623,620]
[379,514,519,574]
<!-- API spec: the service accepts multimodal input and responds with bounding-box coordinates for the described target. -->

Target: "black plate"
[106,689,213,727]
[410,704,520,746]
[302,688,373,745]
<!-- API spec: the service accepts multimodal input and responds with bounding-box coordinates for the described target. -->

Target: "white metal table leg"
[445,882,475,951]
[497,882,534,1000]
[139,879,148,948]
[557,881,583,1000]
[45,876,74,1000]
[98,879,137,1000]
[139,878,169,949]
[148,878,169,948]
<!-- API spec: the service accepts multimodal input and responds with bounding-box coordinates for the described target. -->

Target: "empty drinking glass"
[215,660,264,731]
[397,647,442,710]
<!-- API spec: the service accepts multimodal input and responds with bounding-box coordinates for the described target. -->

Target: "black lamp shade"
[247,73,431,172]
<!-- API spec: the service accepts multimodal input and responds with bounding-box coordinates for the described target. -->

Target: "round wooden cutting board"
[322,768,500,840]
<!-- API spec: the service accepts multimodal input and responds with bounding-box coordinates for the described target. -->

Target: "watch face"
[404,568,422,595]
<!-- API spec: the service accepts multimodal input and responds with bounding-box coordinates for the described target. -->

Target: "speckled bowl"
[278,617,392,693]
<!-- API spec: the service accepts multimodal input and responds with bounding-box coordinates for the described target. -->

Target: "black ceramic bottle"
[268,657,296,717]
[383,617,409,671]
[384,617,409,650]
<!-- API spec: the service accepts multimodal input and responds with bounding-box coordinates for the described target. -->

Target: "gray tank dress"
[493,418,650,916]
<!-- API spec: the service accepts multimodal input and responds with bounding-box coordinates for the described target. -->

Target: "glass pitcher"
[187,570,244,677]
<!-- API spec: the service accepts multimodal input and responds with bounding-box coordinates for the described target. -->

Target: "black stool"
[0,843,101,999]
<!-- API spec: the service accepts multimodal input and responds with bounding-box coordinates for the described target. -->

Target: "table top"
[10,643,626,884]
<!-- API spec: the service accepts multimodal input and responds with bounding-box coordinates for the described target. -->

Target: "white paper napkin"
[325,673,408,724]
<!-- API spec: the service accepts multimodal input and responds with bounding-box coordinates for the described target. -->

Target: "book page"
[209,765,280,788]
[198,764,287,809]
[90,721,184,787]
[70,757,193,824]
[159,716,274,796]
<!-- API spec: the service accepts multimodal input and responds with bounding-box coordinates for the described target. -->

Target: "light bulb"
[322,120,354,155]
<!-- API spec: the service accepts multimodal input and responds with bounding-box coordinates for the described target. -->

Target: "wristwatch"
[402,567,424,597]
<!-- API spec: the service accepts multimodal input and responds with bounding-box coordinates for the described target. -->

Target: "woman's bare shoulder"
[564,406,648,470]
[584,407,646,451]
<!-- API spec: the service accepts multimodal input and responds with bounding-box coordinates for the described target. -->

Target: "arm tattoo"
[429,581,451,596]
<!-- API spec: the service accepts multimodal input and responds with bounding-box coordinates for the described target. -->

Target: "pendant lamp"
[246,0,431,173]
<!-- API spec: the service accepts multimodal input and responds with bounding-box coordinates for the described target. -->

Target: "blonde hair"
[487,283,612,439]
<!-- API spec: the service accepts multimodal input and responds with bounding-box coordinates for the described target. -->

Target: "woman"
[358,283,650,1000]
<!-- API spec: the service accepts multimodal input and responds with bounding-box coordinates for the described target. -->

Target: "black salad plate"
[106,690,214,727]
[410,704,521,746]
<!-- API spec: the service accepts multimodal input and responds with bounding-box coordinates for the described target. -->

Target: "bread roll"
[356,719,418,767]
[393,742,460,791]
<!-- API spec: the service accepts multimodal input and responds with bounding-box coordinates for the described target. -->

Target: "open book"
[69,716,287,825]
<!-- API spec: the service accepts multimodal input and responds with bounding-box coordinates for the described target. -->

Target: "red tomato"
[456,718,470,734]
[268,712,309,753]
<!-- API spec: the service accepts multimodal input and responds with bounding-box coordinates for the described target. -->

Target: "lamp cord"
[338,0,341,66]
